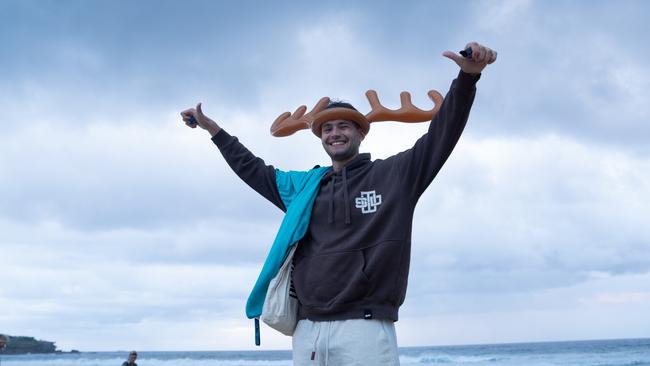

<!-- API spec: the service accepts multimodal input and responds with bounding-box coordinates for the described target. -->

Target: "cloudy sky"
[1,0,649,352]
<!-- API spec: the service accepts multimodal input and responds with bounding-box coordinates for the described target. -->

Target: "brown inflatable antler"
[365,90,444,123]
[269,97,330,137]
[270,90,444,137]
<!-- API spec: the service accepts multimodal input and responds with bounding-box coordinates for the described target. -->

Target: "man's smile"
[328,139,348,147]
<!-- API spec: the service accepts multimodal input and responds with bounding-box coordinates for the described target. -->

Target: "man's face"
[320,120,364,162]
[128,353,137,363]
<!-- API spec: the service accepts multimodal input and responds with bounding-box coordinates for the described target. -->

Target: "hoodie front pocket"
[294,250,371,312]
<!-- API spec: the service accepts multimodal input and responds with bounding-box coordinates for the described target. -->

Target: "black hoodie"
[213,70,479,322]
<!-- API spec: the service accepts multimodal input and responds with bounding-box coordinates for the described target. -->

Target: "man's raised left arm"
[396,42,497,199]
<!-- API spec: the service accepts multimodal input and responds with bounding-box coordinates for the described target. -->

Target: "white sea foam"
[400,352,504,365]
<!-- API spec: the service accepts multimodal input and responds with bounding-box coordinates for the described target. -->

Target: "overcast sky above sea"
[1,0,649,351]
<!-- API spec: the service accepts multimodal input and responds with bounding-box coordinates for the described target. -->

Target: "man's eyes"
[323,123,351,132]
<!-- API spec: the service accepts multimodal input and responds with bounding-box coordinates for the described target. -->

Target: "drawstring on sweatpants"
[325,321,332,364]
[310,321,333,363]
[311,322,323,361]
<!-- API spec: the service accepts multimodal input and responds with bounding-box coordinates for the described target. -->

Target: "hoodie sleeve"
[393,70,480,200]
[212,130,287,212]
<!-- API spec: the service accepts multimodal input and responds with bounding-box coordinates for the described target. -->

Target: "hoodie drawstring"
[326,169,352,225]
[342,168,351,224]
[328,175,335,224]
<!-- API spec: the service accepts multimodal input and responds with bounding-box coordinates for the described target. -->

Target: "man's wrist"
[207,125,222,137]
[458,70,481,85]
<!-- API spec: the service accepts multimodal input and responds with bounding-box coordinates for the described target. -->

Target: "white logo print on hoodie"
[355,190,382,213]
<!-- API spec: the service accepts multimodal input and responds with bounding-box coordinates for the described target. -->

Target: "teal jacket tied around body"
[245,166,330,319]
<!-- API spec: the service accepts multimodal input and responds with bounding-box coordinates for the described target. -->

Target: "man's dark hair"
[325,100,358,111]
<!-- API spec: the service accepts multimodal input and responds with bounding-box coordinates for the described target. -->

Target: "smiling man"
[318,104,367,172]
[181,42,496,365]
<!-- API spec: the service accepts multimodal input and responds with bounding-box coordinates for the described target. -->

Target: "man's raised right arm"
[180,103,286,212]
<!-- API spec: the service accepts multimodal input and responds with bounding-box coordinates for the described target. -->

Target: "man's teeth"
[331,141,345,146]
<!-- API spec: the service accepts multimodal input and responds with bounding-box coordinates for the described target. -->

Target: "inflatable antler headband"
[270,89,444,137]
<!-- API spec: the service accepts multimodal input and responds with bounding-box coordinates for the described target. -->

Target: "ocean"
[1,338,648,366]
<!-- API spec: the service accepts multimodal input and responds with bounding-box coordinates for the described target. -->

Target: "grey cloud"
[0,121,287,232]
[466,1,650,151]
[402,136,650,304]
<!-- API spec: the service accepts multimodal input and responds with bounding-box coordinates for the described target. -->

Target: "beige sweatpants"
[292,318,400,366]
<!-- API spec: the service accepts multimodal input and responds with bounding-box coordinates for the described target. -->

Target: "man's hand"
[443,42,497,75]
[180,103,222,137]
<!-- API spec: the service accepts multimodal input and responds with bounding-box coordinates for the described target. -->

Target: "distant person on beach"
[181,42,496,365]
[121,351,137,366]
